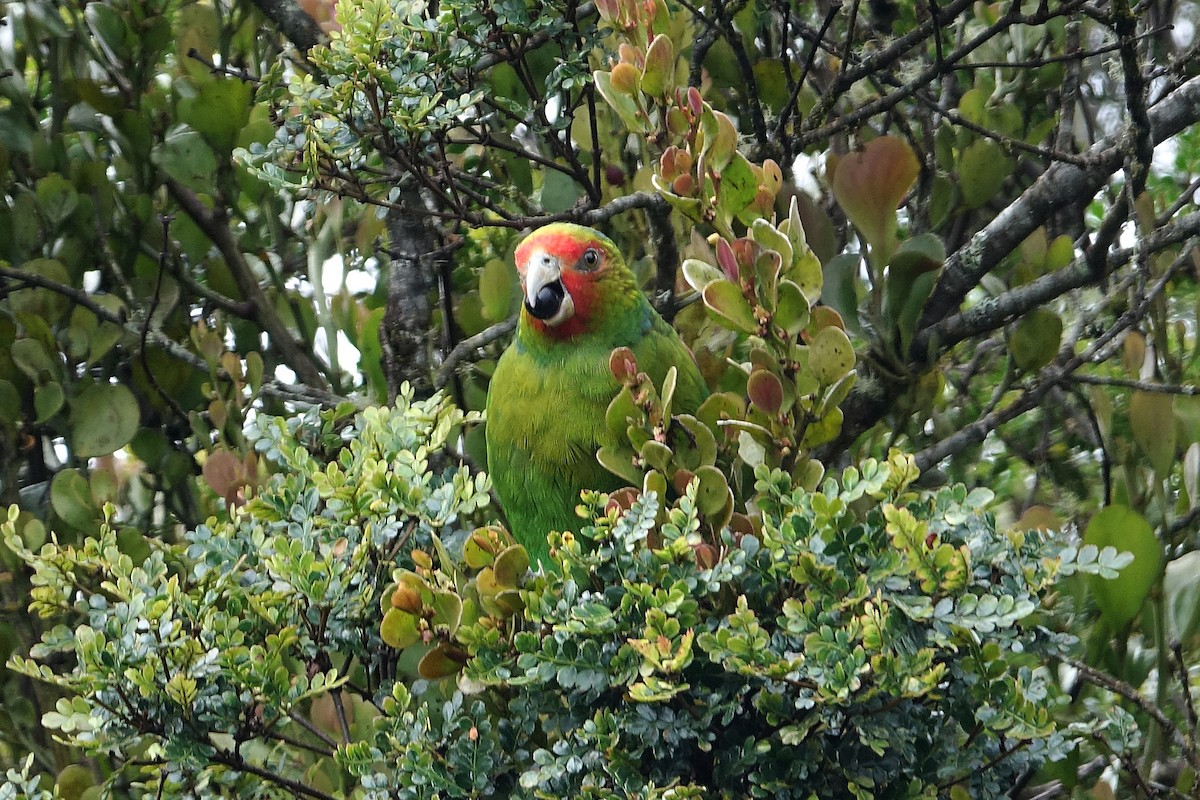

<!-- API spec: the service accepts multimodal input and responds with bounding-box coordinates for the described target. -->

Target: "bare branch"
[434,317,517,389]
[1067,374,1200,396]
[1066,657,1200,774]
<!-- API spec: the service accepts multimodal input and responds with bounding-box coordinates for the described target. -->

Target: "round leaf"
[1009,309,1062,371]
[702,279,757,333]
[809,326,855,385]
[71,383,140,458]
[830,136,919,256]
[50,468,100,532]
[747,370,784,415]
[381,608,421,649]
[1083,505,1161,628]
[959,139,1013,210]
[479,258,515,322]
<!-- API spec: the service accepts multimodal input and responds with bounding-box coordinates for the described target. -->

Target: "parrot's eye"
[580,249,600,270]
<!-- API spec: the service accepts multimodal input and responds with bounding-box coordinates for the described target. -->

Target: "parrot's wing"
[633,309,710,416]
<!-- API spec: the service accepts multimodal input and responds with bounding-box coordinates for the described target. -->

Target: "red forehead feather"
[514,226,609,273]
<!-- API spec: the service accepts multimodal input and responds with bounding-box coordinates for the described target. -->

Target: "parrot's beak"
[521,250,575,326]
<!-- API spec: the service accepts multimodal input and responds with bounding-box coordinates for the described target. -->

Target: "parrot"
[484,222,708,565]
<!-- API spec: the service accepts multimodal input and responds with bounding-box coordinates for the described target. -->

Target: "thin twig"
[1067,657,1200,773]
[1067,374,1200,396]
[434,317,517,388]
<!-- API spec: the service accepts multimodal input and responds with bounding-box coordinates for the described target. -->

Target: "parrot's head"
[514,223,634,340]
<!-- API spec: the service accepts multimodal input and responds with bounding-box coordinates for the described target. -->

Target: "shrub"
[3,391,1134,799]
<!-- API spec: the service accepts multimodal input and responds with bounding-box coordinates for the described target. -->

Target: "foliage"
[1,397,1138,799]
[3,391,486,798]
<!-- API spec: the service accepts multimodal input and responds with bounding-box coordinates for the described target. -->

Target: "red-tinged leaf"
[702,279,758,333]
[671,468,696,496]
[811,305,845,331]
[641,34,674,96]
[609,347,639,384]
[606,486,641,515]
[202,450,243,500]
[830,136,919,257]
[609,61,641,95]
[716,238,738,281]
[747,369,784,415]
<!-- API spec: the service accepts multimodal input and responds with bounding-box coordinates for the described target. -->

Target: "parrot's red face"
[513,223,623,340]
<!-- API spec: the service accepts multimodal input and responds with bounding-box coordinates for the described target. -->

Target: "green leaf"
[34,381,64,423]
[1164,551,1200,643]
[0,380,20,425]
[540,170,583,213]
[178,78,253,155]
[493,544,530,586]
[11,338,60,383]
[36,174,79,226]
[640,34,674,97]
[821,253,861,333]
[598,444,644,484]
[773,280,811,337]
[418,642,467,679]
[152,126,218,192]
[9,258,72,323]
[702,108,738,172]
[1009,309,1062,371]
[1083,505,1161,628]
[479,258,515,322]
[752,59,791,114]
[682,258,724,293]
[702,279,757,333]
[716,153,757,228]
[594,70,646,132]
[809,326,855,385]
[70,383,140,458]
[1130,390,1175,477]
[959,139,1013,209]
[50,468,100,532]
[381,608,421,649]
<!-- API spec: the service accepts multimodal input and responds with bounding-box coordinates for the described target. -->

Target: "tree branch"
[167,180,329,390]
[1066,657,1200,775]
[917,73,1200,331]
[914,209,1200,357]
[913,239,1197,471]
[434,317,517,389]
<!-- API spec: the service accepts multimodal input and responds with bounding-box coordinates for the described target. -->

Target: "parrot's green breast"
[486,293,707,566]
